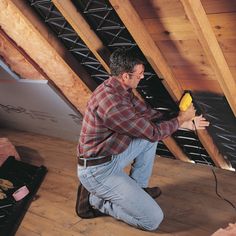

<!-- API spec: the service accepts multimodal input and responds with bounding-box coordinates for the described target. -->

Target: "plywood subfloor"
[0,128,235,236]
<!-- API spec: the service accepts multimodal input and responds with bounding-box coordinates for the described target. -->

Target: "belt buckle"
[83,158,87,168]
[79,158,87,168]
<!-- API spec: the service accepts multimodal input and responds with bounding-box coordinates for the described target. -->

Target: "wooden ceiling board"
[131,0,185,19]
[219,39,236,52]
[143,17,196,41]
[131,0,235,110]
[159,51,211,67]
[181,0,236,116]
[201,0,236,14]
[172,65,217,81]
[209,13,236,40]
[179,79,222,94]
[157,39,203,53]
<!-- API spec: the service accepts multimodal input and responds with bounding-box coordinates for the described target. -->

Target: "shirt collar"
[105,76,132,97]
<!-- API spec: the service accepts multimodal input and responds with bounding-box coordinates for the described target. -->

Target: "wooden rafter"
[110,0,231,170]
[0,27,46,81]
[180,0,236,117]
[53,0,191,163]
[53,0,149,105]
[111,0,184,102]
[197,129,231,169]
[0,27,48,81]
[0,0,93,114]
[163,137,192,162]
[52,0,111,73]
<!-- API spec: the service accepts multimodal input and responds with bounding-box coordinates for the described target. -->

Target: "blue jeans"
[77,138,164,231]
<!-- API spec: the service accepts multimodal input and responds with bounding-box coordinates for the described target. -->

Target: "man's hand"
[180,115,210,130]
[193,115,210,130]
[177,103,196,126]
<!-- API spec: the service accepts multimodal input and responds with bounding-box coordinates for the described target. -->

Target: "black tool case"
[0,156,47,236]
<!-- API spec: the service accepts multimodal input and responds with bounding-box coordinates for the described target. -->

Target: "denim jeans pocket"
[89,158,117,183]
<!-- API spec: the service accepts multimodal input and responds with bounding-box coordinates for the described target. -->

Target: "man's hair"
[109,48,144,76]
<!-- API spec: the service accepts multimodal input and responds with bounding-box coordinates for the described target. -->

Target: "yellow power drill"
[179,92,192,111]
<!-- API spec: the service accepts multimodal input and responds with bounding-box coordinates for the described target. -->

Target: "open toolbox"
[0,156,47,236]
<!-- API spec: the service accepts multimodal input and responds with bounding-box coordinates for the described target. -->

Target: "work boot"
[75,184,105,219]
[143,186,162,199]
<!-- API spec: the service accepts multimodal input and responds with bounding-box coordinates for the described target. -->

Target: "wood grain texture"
[131,0,236,102]
[52,0,111,73]
[110,0,231,169]
[0,28,46,80]
[53,0,193,163]
[110,0,184,101]
[180,0,236,116]
[0,128,235,236]
[0,0,93,114]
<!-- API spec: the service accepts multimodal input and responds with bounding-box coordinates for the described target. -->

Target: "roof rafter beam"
[53,0,190,163]
[110,0,184,102]
[0,27,47,81]
[163,137,192,162]
[180,0,236,117]
[0,0,93,114]
[110,0,231,170]
[52,0,111,73]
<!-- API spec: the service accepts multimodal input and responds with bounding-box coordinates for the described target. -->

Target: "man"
[76,48,209,231]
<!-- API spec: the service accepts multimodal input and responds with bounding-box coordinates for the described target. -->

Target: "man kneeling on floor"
[76,47,209,231]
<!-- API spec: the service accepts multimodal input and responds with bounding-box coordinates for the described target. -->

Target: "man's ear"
[121,72,129,81]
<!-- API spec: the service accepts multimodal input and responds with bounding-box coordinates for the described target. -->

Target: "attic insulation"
[28,0,109,84]
[193,93,236,169]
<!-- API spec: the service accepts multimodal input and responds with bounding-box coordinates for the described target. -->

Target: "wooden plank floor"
[0,128,235,236]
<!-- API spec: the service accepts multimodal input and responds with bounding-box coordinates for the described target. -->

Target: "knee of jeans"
[140,208,164,231]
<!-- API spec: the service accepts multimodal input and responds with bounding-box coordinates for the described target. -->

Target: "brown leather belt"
[78,155,113,167]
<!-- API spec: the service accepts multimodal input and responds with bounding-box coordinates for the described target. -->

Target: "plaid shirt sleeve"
[100,99,179,142]
[131,92,163,121]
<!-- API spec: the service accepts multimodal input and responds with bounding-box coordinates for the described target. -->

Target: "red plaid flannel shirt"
[78,77,179,158]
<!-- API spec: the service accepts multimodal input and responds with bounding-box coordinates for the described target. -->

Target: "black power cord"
[211,167,236,211]
[193,121,236,212]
